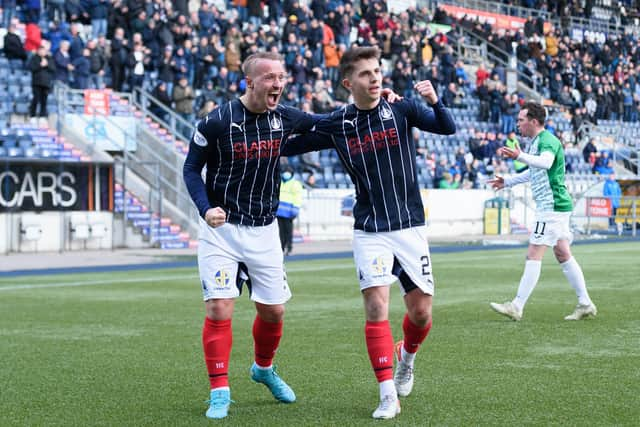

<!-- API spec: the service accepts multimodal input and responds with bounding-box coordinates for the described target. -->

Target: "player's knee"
[553,245,571,263]
[554,250,571,263]
[365,300,388,321]
[409,307,431,327]
[205,299,234,320]
[256,303,285,322]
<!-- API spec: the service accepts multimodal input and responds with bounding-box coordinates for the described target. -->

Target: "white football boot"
[393,341,414,397]
[564,303,597,320]
[372,394,401,419]
[489,301,523,321]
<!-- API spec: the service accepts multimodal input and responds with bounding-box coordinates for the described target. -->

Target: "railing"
[585,119,640,177]
[131,87,193,148]
[53,84,199,241]
[434,0,552,20]
[130,87,199,236]
[582,196,639,236]
[434,0,640,35]
[456,26,544,101]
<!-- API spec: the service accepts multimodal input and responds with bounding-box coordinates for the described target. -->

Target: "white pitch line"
[0,262,354,292]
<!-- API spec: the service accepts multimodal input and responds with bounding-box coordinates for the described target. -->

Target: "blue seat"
[24,147,39,157]
[8,85,20,99]
[9,59,25,71]
[7,74,20,85]
[323,172,335,185]
[8,147,24,157]
[15,102,30,115]
[18,137,33,149]
[2,136,17,148]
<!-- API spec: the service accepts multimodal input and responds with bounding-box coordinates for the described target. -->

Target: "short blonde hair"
[241,52,284,77]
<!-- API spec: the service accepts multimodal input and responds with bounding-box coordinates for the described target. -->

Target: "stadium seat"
[9,59,24,71]
[24,147,39,157]
[2,136,17,148]
[7,85,20,98]
[17,137,32,149]
[8,147,24,157]
[15,102,30,115]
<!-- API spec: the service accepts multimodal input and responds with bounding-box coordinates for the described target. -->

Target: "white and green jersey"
[528,130,573,212]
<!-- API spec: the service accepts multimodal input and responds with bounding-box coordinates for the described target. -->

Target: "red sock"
[252,315,283,367]
[402,314,432,354]
[202,317,232,389]
[365,320,394,383]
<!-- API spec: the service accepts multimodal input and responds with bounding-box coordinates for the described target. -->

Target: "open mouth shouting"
[267,91,281,108]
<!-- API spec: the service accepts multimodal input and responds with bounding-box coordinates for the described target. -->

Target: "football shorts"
[197,218,291,304]
[529,211,573,247]
[352,225,434,296]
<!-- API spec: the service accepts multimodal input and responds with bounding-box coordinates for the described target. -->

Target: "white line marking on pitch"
[0,263,354,291]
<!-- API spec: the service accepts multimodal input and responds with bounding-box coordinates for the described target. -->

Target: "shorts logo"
[371,256,387,277]
[214,269,231,289]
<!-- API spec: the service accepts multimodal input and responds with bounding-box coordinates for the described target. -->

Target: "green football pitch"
[1,241,638,426]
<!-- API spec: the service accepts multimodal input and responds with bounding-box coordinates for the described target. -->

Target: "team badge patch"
[380,106,393,120]
[193,130,208,147]
[270,116,282,130]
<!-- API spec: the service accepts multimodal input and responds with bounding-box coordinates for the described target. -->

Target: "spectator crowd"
[2,0,638,188]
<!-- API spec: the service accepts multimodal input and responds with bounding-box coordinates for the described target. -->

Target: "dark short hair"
[241,51,284,76]
[339,46,381,78]
[521,101,547,124]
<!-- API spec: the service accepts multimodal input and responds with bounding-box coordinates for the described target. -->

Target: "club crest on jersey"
[270,116,282,129]
[371,256,387,277]
[380,106,393,120]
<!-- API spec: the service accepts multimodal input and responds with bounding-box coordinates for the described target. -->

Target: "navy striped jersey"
[283,98,456,232]
[183,98,315,226]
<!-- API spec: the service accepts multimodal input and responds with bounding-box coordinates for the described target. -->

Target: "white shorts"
[529,211,573,247]
[352,225,434,296]
[197,218,291,304]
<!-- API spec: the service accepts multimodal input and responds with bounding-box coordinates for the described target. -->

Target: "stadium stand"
[114,183,195,249]
[2,0,639,250]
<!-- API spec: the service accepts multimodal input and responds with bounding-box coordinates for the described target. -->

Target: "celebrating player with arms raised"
[284,46,456,419]
[183,50,401,420]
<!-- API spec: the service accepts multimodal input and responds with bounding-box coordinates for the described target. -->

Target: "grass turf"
[0,242,638,426]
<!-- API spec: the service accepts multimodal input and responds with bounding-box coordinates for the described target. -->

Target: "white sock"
[400,347,416,366]
[211,386,230,392]
[512,260,542,311]
[561,257,592,306]
[379,379,396,399]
